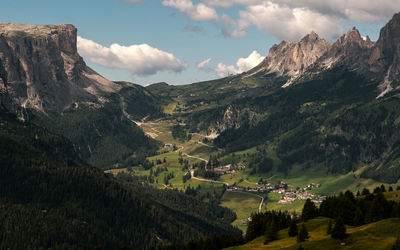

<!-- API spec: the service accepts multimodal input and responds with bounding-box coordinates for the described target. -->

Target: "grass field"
[220,191,266,233]
[226,217,400,250]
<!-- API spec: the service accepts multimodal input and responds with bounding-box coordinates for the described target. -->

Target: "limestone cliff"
[0,22,121,112]
[258,31,330,87]
[368,13,400,98]
[319,27,374,69]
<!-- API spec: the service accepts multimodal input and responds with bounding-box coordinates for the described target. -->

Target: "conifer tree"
[297,224,309,243]
[327,219,332,234]
[288,219,298,237]
[353,207,364,226]
[361,188,370,195]
[331,217,346,239]
[264,220,278,244]
[302,199,318,221]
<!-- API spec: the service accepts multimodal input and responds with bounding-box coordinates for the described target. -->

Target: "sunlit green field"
[220,191,266,233]
[226,217,400,250]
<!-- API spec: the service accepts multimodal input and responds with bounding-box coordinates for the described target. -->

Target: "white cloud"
[161,0,398,41]
[215,62,238,77]
[121,0,142,4]
[77,36,186,76]
[236,50,264,72]
[197,58,212,69]
[235,2,343,41]
[161,0,218,21]
[201,0,399,23]
[275,0,400,23]
[200,0,261,8]
[215,50,264,77]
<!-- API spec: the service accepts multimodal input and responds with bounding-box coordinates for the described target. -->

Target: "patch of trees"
[171,124,189,141]
[246,149,275,174]
[245,211,293,242]
[0,114,241,249]
[28,100,160,169]
[319,188,400,226]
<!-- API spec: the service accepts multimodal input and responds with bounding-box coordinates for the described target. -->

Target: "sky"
[1,0,399,85]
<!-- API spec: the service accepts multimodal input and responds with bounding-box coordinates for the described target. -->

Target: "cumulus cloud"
[200,0,261,8]
[77,36,186,76]
[197,58,212,69]
[215,50,264,77]
[161,0,218,21]
[162,0,398,41]
[121,0,142,4]
[236,2,343,41]
[275,0,400,23]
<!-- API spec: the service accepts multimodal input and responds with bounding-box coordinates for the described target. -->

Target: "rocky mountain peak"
[260,31,330,85]
[335,27,374,49]
[0,22,121,112]
[368,12,400,97]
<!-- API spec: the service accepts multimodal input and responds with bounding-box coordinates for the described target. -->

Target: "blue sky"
[1,0,398,85]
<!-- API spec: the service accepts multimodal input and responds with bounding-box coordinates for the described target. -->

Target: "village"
[227,181,326,204]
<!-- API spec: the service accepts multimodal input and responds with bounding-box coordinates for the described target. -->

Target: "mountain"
[145,13,400,183]
[369,12,400,98]
[0,22,162,168]
[0,22,121,112]
[255,31,330,87]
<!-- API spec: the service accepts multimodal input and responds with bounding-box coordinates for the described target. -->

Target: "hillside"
[0,108,240,249]
[144,13,400,184]
[227,217,400,250]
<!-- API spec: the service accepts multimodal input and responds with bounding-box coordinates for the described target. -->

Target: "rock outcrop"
[368,13,400,97]
[318,27,374,69]
[0,22,121,112]
[0,58,21,116]
[258,31,330,87]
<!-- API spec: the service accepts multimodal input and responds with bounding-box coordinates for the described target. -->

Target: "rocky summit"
[256,31,330,87]
[0,22,121,112]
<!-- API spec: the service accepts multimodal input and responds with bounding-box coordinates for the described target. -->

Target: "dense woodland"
[0,110,240,249]
[28,96,160,169]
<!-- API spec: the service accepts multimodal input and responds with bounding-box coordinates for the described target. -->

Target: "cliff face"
[0,58,21,116]
[368,13,400,97]
[319,27,374,69]
[0,22,121,112]
[259,31,330,87]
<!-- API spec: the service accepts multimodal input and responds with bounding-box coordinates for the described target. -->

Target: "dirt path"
[227,191,265,212]
[189,170,229,186]
[183,153,208,163]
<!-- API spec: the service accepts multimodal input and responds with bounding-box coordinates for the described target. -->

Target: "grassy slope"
[227,217,400,250]
[220,191,266,232]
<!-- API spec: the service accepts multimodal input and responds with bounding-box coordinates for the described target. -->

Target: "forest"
[0,110,240,249]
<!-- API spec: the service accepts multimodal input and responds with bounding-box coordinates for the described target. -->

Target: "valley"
[1,11,400,249]
[106,105,400,234]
